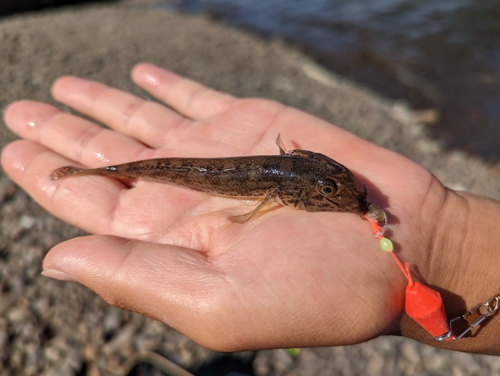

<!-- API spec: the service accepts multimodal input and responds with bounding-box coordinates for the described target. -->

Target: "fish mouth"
[355,186,370,215]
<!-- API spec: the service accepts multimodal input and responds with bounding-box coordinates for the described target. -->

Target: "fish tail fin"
[50,166,87,180]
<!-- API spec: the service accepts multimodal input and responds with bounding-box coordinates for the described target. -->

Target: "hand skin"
[2,64,500,354]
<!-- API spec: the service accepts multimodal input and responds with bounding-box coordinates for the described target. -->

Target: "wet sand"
[0,4,499,375]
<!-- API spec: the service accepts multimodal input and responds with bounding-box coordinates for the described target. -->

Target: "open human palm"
[1,64,445,350]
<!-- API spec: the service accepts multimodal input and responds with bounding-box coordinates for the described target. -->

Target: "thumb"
[42,235,226,334]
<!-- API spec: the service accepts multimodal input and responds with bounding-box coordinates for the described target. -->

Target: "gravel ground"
[0,4,499,375]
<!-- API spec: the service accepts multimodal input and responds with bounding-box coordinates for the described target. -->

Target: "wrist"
[401,189,500,354]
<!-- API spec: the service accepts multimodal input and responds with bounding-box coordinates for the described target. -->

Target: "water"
[164,0,500,162]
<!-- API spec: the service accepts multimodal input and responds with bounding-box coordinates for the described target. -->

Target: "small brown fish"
[50,136,384,223]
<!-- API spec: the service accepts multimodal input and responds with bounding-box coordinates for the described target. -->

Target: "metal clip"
[446,294,500,340]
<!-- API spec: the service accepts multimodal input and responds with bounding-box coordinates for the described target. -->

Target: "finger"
[3,100,152,167]
[42,235,228,348]
[1,140,123,234]
[51,76,188,150]
[132,63,237,121]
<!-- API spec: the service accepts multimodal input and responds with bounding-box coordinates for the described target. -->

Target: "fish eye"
[322,186,335,195]
[317,180,338,196]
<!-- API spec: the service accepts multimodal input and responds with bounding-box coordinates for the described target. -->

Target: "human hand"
[1,64,449,351]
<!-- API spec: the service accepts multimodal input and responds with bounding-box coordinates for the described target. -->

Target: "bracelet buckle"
[436,294,500,341]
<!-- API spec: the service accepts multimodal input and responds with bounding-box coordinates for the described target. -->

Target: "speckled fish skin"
[50,142,370,218]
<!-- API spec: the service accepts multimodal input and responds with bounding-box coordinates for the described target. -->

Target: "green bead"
[287,348,300,357]
[379,237,393,252]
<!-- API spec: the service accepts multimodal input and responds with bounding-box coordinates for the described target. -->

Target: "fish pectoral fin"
[275,134,288,155]
[229,192,276,223]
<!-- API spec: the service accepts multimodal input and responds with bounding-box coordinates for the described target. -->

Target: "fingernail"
[41,269,76,282]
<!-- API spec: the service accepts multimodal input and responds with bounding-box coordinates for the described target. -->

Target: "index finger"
[132,64,237,121]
